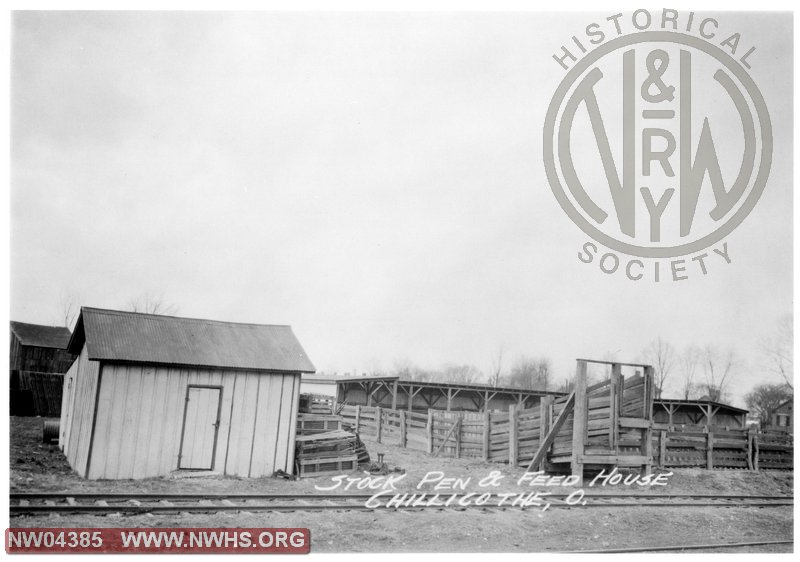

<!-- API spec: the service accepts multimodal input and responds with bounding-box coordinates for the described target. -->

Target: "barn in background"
[60,307,315,480]
[10,321,76,416]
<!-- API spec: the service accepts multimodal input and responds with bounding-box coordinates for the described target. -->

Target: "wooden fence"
[332,361,792,474]
[336,407,793,472]
[338,403,548,464]
[11,371,64,417]
[652,425,793,470]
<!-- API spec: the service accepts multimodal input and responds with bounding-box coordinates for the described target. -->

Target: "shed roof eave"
[99,358,313,375]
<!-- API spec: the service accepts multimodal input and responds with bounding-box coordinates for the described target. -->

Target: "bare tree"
[363,358,384,376]
[535,357,551,391]
[744,383,792,426]
[487,345,504,387]
[700,346,738,401]
[126,292,179,315]
[677,345,700,399]
[507,356,552,390]
[441,364,483,385]
[57,291,80,329]
[761,314,793,390]
[641,337,676,398]
[391,359,435,382]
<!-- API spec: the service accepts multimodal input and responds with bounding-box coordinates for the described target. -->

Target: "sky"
[9,10,793,407]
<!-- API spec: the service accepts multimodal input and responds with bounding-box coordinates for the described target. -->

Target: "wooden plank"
[482,410,490,462]
[707,430,714,470]
[455,412,463,458]
[571,361,587,483]
[581,454,650,465]
[526,391,575,471]
[399,410,407,448]
[427,409,434,454]
[619,417,651,428]
[539,396,552,471]
[509,404,518,467]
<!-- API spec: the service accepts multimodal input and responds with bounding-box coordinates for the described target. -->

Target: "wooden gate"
[528,359,655,483]
[178,385,223,470]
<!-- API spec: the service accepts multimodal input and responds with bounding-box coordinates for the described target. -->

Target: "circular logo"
[544,31,772,258]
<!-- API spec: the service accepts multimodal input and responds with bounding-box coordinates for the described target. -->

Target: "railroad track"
[9,493,793,515]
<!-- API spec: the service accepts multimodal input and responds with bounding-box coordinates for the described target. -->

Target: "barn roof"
[10,321,72,349]
[68,307,315,373]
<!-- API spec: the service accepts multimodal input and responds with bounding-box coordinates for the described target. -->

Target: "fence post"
[509,404,518,468]
[482,410,490,462]
[571,360,588,484]
[746,427,754,470]
[753,431,760,472]
[643,365,655,476]
[376,406,383,444]
[539,396,552,471]
[659,430,667,468]
[355,405,361,433]
[610,364,621,451]
[455,413,463,458]
[399,410,407,448]
[427,409,434,455]
[705,428,714,470]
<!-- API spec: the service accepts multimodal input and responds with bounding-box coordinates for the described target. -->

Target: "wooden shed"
[10,321,76,416]
[59,307,315,480]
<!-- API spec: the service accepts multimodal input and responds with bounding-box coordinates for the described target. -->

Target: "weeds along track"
[9,492,793,516]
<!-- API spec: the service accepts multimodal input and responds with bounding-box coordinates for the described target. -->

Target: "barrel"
[42,420,60,444]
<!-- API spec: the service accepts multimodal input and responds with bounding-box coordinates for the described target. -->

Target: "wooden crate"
[297,414,343,435]
[297,454,359,478]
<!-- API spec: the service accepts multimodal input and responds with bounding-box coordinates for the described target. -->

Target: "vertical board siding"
[284,375,301,473]
[81,360,300,480]
[63,347,100,477]
[272,374,294,473]
[59,361,79,452]
[215,371,234,472]
[132,367,158,478]
[228,373,260,476]
[10,336,76,374]
[249,373,281,477]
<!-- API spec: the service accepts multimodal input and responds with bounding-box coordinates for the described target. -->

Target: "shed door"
[178,386,223,470]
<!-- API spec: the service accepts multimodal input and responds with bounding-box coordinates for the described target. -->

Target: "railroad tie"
[65,497,77,507]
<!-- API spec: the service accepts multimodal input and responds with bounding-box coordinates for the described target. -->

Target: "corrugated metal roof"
[68,307,315,373]
[10,321,72,349]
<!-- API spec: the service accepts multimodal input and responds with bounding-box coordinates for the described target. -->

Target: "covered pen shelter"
[653,398,748,429]
[60,307,315,480]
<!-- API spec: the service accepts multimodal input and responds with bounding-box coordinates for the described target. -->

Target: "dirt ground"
[9,417,794,552]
